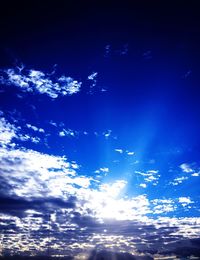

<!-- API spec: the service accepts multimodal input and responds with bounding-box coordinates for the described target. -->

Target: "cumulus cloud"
[180,163,194,173]
[1,116,200,258]
[178,197,193,206]
[0,67,82,98]
[151,199,175,214]
[0,146,199,259]
[0,146,82,199]
[0,117,17,146]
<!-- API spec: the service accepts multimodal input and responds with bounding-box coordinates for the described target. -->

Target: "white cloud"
[49,120,57,127]
[180,163,193,173]
[170,176,189,186]
[151,199,175,214]
[191,172,200,177]
[0,146,85,199]
[0,117,17,146]
[137,170,160,185]
[102,129,112,138]
[139,183,147,188]
[94,167,109,175]
[77,183,150,221]
[115,149,123,154]
[0,67,82,98]
[59,131,66,137]
[18,134,41,143]
[26,123,44,133]
[99,167,109,173]
[58,128,77,137]
[87,72,98,81]
[178,197,193,205]
[126,151,135,156]
[0,143,152,222]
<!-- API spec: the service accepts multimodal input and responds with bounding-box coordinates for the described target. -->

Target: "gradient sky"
[0,1,200,259]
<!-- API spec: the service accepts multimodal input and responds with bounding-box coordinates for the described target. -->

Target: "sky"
[0,1,200,259]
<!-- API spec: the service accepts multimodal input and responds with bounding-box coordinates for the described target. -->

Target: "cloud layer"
[0,116,200,258]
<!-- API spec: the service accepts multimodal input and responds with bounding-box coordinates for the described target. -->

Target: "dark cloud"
[0,196,76,217]
[88,250,153,260]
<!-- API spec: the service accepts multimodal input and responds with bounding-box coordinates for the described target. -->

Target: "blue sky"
[0,1,200,259]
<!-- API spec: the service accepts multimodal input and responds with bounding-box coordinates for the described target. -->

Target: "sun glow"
[77,180,150,221]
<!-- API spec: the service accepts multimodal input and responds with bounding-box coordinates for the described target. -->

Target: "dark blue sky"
[0,1,200,259]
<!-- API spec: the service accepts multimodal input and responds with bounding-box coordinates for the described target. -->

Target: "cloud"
[180,163,194,173]
[102,129,112,139]
[0,116,45,146]
[115,149,135,156]
[115,148,123,154]
[0,138,152,222]
[1,117,200,258]
[151,199,175,214]
[1,208,200,258]
[178,197,193,206]
[126,151,135,156]
[59,128,77,137]
[0,67,82,98]
[170,176,189,186]
[26,123,45,133]
[95,167,109,174]
[0,117,17,146]
[88,72,98,81]
[139,183,147,188]
[18,134,41,143]
[191,172,200,177]
[88,250,153,260]
[137,170,160,186]
[0,118,151,223]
